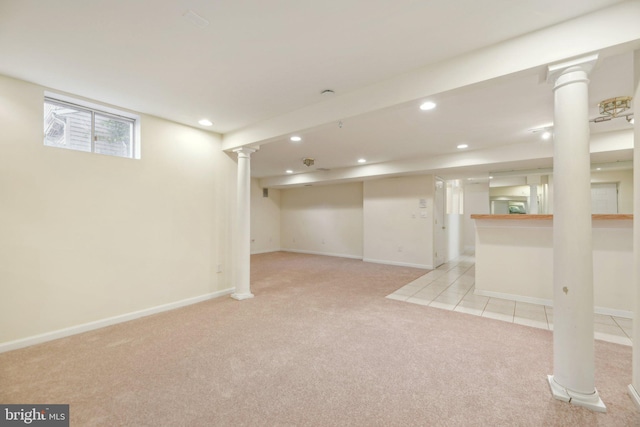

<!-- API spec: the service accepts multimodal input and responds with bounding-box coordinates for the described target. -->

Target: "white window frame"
[44,92,141,159]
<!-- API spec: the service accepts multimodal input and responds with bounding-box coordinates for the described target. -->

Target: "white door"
[434,178,446,268]
[591,183,618,214]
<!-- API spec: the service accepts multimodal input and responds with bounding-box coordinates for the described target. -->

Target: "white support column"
[546,54,606,412]
[628,49,640,410]
[231,147,258,301]
[529,184,539,214]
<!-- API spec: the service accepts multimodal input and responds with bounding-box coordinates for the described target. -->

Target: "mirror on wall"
[488,161,632,215]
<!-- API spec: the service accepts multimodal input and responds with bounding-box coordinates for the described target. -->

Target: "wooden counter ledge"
[470,214,632,220]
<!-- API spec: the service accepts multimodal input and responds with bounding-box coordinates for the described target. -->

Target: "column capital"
[546,53,599,87]
[233,146,259,158]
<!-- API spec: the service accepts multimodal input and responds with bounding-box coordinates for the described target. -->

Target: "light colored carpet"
[1,251,638,426]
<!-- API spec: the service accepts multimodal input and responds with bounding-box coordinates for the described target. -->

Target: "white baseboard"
[474,289,633,319]
[474,289,552,306]
[250,249,280,255]
[281,248,362,260]
[594,306,633,319]
[363,258,432,270]
[0,288,235,354]
[628,385,640,411]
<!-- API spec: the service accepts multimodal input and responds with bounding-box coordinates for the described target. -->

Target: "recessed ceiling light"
[357,158,367,163]
[198,119,213,126]
[286,170,293,174]
[489,176,494,179]
[457,144,468,149]
[541,131,552,140]
[290,136,302,142]
[419,101,436,111]
[596,168,602,171]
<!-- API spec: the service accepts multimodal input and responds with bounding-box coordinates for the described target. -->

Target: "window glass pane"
[44,101,91,152]
[94,113,133,158]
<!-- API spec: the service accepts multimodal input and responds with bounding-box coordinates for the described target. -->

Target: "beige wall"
[250,179,281,254]
[0,75,236,346]
[474,219,633,315]
[363,175,434,269]
[280,183,363,258]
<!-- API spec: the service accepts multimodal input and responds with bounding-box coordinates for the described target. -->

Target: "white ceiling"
[0,0,636,185]
[251,50,635,179]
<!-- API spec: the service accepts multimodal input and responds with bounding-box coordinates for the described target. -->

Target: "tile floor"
[387,254,633,346]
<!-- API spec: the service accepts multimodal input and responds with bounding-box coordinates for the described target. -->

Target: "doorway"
[434,178,446,268]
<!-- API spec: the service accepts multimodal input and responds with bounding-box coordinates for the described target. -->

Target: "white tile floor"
[387,254,633,346]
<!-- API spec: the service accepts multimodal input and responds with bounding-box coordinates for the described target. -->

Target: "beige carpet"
[1,251,638,426]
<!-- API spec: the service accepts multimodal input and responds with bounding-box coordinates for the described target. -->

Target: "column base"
[547,375,606,412]
[230,292,254,301]
[628,384,640,411]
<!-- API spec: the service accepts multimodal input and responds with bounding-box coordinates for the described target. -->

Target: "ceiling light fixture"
[198,119,213,126]
[599,96,632,117]
[357,158,366,164]
[592,96,633,123]
[457,144,468,149]
[541,131,552,140]
[290,136,302,142]
[302,158,314,167]
[286,170,293,174]
[420,101,436,111]
[321,89,335,96]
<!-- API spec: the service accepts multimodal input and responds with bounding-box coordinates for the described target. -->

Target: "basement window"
[44,94,139,159]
